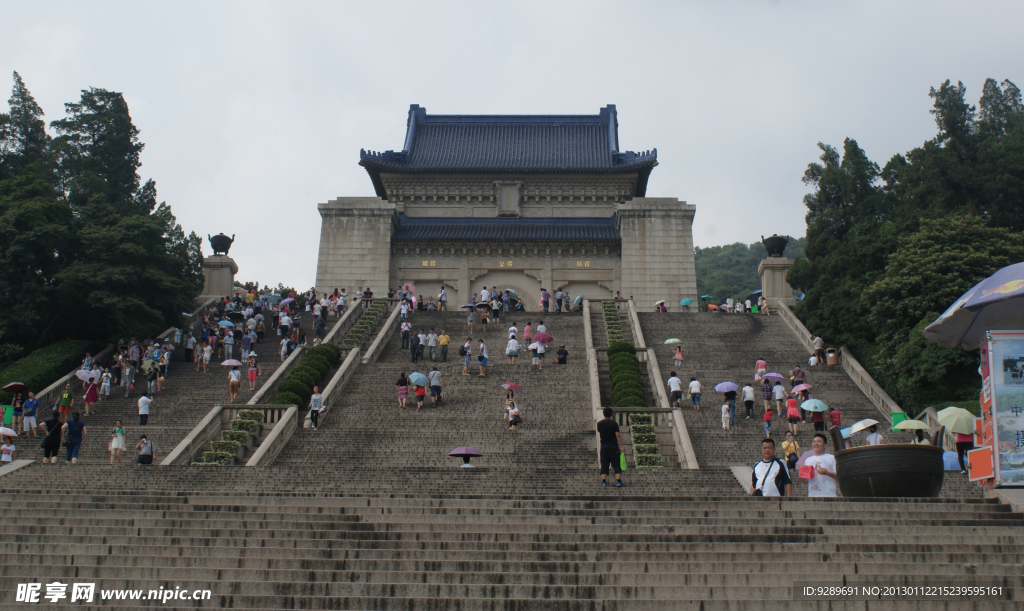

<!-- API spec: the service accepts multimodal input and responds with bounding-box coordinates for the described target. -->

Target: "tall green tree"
[865,216,1024,410]
[695,238,804,304]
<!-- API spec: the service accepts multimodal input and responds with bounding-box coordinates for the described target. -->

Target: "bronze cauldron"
[829,426,945,497]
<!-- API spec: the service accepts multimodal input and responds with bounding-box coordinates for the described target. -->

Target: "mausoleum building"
[315,104,696,310]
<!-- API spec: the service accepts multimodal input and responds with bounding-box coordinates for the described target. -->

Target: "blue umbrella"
[504,289,520,300]
[572,295,584,308]
[265,294,282,304]
[408,372,428,386]
[923,261,1024,350]
[217,320,234,327]
[800,399,828,412]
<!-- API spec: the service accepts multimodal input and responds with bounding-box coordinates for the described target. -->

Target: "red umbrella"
[532,332,553,344]
[1,382,28,395]
[502,382,522,394]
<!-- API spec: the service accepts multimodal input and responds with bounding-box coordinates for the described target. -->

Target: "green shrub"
[614,393,647,407]
[277,379,311,402]
[268,392,303,405]
[211,440,241,454]
[202,451,234,465]
[308,343,341,366]
[221,430,249,444]
[288,369,317,390]
[302,354,331,376]
[237,409,265,423]
[631,432,656,445]
[630,424,655,436]
[628,413,653,426]
[190,462,225,466]
[610,372,643,388]
[635,454,663,468]
[609,352,640,366]
[0,339,102,403]
[231,419,259,433]
[612,380,645,395]
[632,443,659,456]
[606,341,635,358]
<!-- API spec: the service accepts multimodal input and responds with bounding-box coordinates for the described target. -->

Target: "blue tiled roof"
[360,105,657,197]
[391,215,620,243]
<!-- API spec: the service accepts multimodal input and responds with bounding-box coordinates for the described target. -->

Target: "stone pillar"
[201,255,238,300]
[616,198,697,312]
[316,198,396,295]
[758,257,796,308]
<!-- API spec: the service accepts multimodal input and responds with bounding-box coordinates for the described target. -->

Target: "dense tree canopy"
[790,78,1024,413]
[0,72,203,361]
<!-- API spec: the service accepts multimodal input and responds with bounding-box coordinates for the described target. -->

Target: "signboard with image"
[987,331,1024,487]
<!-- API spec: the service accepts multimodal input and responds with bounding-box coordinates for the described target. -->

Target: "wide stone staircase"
[0,308,1019,608]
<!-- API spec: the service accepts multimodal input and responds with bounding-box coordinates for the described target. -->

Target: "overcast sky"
[3,1,1022,289]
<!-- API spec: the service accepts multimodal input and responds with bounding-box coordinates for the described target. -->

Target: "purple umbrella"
[279,298,295,307]
[714,381,738,393]
[449,446,482,467]
[532,332,553,344]
[762,372,785,381]
[923,261,1024,350]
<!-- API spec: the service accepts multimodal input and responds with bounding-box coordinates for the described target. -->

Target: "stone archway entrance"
[470,270,540,312]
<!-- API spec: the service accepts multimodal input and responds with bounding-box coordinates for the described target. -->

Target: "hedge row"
[192,409,267,466]
[341,302,388,348]
[608,349,645,408]
[628,413,662,468]
[269,341,342,406]
[601,301,624,344]
[0,340,103,403]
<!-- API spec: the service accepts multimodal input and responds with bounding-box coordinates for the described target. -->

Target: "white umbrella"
[654,300,666,306]
[75,370,97,383]
[894,420,930,431]
[847,419,879,436]
[936,407,976,435]
[0,427,18,438]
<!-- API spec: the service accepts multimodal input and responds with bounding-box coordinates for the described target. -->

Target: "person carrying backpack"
[749,438,792,497]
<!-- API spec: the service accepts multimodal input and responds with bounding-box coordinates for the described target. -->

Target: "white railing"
[582,301,604,463]
[304,347,361,428]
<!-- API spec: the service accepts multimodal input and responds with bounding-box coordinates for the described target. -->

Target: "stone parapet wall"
[315,197,395,294]
[616,198,697,311]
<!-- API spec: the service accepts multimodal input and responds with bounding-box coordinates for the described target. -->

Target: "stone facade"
[315,105,697,311]
[201,255,238,300]
[758,257,797,308]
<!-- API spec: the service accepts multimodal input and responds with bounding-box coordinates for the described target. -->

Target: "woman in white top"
[506,397,521,431]
[228,367,242,403]
[864,425,884,446]
[505,335,521,365]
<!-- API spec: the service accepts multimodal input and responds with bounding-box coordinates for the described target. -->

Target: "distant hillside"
[694,237,805,304]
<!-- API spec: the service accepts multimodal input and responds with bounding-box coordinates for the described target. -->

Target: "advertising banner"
[987,331,1024,486]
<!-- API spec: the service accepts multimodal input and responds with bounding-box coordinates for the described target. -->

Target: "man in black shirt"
[723,389,738,426]
[597,407,625,488]
[555,345,568,365]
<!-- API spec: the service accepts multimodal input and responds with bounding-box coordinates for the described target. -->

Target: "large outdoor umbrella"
[502,382,523,394]
[533,332,553,344]
[1,383,28,395]
[217,320,235,327]
[449,446,482,467]
[894,419,930,431]
[714,381,738,393]
[936,406,976,435]
[0,427,18,438]
[664,338,681,344]
[572,295,584,308]
[762,372,785,381]
[408,372,428,387]
[680,298,694,306]
[922,261,1024,350]
[221,359,243,367]
[800,399,828,412]
[792,383,813,393]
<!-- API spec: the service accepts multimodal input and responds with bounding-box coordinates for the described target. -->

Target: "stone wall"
[315,197,395,294]
[616,198,697,311]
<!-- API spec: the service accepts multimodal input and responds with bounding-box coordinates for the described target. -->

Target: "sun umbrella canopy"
[573,295,584,308]
[0,427,18,438]
[922,261,1024,350]
[234,289,247,294]
[1,382,28,395]
[700,295,713,301]
[664,338,681,344]
[217,320,234,327]
[707,304,719,310]
[75,370,97,383]
[528,342,540,350]
[847,419,880,436]
[475,302,491,309]
[265,294,282,304]
[402,283,417,294]
[140,360,156,372]
[221,359,243,367]
[762,372,785,381]
[460,303,476,309]
[894,419,931,431]
[654,300,666,306]
[792,383,813,392]
[502,382,522,394]
[680,298,694,306]
[936,406,976,434]
[800,399,828,412]
[449,446,483,457]
[714,381,738,393]
[279,298,295,307]
[533,332,553,344]
[408,372,428,387]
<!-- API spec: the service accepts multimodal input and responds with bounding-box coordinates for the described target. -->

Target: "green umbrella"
[504,289,519,300]
[700,295,713,301]
[936,406,975,435]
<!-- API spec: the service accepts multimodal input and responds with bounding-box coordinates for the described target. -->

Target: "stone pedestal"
[617,198,698,312]
[201,255,238,300]
[758,257,796,308]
